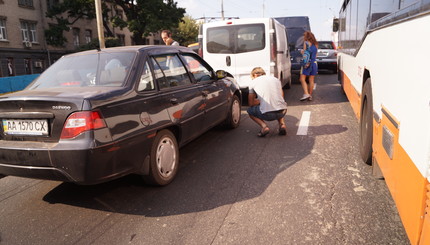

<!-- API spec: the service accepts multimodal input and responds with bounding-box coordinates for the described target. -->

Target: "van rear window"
[207,24,265,54]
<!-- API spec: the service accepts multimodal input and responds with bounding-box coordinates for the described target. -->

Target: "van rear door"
[204,21,269,89]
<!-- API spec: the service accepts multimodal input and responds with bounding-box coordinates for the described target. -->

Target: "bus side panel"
[420,185,430,245]
[373,108,428,244]
[342,73,360,119]
[338,54,360,119]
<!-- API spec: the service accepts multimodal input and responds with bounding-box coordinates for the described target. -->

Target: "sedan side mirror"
[216,70,234,79]
[216,70,227,79]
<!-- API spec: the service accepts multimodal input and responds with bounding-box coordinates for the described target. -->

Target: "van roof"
[203,18,274,27]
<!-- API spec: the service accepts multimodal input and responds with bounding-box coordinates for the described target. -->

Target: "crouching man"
[247,67,288,137]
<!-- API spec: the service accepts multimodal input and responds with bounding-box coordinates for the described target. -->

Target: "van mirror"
[332,18,339,32]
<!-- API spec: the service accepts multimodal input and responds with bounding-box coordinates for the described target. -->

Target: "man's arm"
[248,92,260,106]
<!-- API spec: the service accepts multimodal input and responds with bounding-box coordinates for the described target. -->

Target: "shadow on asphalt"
[42,72,348,216]
[43,111,348,217]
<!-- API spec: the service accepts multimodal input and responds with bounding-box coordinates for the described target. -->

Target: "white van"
[199,18,292,91]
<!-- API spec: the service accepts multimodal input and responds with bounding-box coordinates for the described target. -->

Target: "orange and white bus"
[336,0,430,244]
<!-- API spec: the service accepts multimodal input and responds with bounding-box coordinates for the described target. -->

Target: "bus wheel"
[360,78,373,165]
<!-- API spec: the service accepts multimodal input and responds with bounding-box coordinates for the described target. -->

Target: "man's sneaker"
[300,94,310,101]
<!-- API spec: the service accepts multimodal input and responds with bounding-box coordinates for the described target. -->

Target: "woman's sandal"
[279,125,287,135]
[257,126,270,137]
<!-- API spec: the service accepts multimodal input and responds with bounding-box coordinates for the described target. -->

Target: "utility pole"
[95,0,105,49]
[263,0,265,17]
[221,0,225,20]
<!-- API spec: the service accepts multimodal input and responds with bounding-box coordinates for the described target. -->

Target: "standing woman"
[299,31,318,101]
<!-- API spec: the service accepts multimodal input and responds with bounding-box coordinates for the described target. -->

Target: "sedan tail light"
[60,111,106,139]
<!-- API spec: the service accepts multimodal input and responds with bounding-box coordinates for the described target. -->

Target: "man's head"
[161,30,172,45]
[251,67,266,80]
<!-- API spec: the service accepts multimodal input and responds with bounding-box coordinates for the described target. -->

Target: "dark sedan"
[0,46,242,186]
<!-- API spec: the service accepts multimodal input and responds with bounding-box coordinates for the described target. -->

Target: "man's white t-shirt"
[248,75,288,114]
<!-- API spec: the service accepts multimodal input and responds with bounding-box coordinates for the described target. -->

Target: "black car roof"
[64,45,194,57]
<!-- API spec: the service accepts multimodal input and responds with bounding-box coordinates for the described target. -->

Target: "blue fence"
[0,74,39,94]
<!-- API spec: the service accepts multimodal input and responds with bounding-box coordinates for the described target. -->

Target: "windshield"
[27,51,136,90]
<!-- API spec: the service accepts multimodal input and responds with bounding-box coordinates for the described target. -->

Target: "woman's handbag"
[301,42,311,69]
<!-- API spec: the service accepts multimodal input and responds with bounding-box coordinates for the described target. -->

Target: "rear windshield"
[318,42,334,49]
[27,51,136,89]
[206,24,265,54]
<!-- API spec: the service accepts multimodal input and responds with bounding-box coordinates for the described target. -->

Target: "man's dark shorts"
[247,106,286,121]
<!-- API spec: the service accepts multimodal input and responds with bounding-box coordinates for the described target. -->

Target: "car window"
[207,27,231,54]
[138,61,155,92]
[27,52,135,89]
[152,54,192,89]
[181,54,213,82]
[237,24,265,53]
[207,24,265,54]
[319,42,334,49]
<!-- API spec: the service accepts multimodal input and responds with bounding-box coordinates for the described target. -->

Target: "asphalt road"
[0,73,409,245]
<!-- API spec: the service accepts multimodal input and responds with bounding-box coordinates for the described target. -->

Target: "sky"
[175,0,343,41]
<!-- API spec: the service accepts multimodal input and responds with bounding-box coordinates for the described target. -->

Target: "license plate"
[2,119,49,136]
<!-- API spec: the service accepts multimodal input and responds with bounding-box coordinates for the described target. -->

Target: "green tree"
[111,0,185,44]
[45,0,185,46]
[174,15,199,47]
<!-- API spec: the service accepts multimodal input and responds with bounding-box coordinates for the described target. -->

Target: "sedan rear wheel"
[143,129,179,186]
[224,95,241,129]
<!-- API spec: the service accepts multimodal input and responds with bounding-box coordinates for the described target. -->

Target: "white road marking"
[297,111,311,135]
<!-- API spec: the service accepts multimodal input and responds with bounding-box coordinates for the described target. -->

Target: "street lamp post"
[95,0,105,49]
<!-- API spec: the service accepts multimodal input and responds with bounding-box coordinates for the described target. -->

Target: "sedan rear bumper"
[0,134,150,184]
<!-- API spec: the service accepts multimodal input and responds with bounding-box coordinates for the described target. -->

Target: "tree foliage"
[45,0,185,46]
[110,0,185,44]
[174,15,199,47]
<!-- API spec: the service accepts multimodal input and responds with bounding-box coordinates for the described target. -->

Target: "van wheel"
[142,129,179,186]
[360,78,373,165]
[224,95,241,129]
[283,75,292,89]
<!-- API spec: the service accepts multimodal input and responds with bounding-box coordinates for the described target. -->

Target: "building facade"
[0,0,162,77]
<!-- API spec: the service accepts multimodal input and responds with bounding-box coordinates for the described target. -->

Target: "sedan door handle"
[170,98,178,104]
[226,56,231,67]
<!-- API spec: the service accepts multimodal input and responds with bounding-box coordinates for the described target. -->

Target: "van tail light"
[198,46,203,58]
[60,111,106,139]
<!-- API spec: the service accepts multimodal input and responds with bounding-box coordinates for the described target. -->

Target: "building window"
[84,29,92,44]
[117,34,125,46]
[24,58,32,74]
[73,28,80,47]
[0,18,7,40]
[18,0,33,7]
[7,58,14,76]
[46,0,59,9]
[20,21,37,43]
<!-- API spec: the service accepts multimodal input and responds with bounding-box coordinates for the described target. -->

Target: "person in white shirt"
[161,30,180,46]
[247,67,288,137]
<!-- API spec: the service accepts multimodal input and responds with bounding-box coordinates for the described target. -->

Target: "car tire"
[143,129,179,186]
[283,75,292,89]
[224,95,241,129]
[360,78,373,165]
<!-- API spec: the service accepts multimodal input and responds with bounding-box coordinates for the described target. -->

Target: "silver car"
[317,41,337,73]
